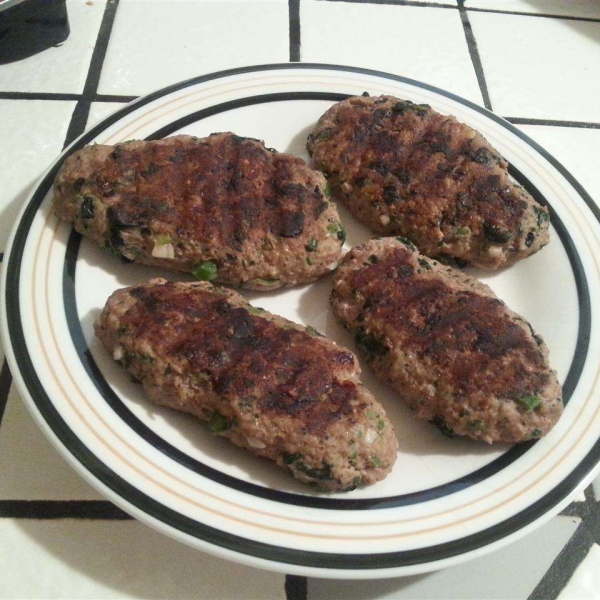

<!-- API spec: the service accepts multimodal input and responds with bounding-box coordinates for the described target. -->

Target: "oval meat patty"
[54,133,345,290]
[307,95,550,269]
[331,237,563,443]
[95,278,397,491]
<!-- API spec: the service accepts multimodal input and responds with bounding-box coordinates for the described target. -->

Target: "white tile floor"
[301,0,484,105]
[88,101,130,128]
[0,519,285,600]
[0,385,102,500]
[0,1,106,94]
[516,125,600,203]
[0,99,76,251]
[97,0,289,96]
[470,12,600,120]
[308,516,580,600]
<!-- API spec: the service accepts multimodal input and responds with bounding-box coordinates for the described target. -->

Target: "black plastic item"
[0,0,70,65]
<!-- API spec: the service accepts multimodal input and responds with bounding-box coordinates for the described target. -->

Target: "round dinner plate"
[3,64,600,579]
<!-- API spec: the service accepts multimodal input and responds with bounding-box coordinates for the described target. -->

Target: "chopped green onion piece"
[305,238,318,252]
[371,456,383,468]
[396,236,416,251]
[306,325,325,338]
[518,395,542,412]
[324,185,332,198]
[377,420,386,431]
[207,411,230,433]
[327,223,346,243]
[284,453,303,464]
[468,420,486,431]
[255,278,279,287]
[192,261,217,281]
[248,306,265,316]
[484,223,512,244]
[306,257,313,266]
[155,234,172,245]
[455,227,469,236]
[535,206,550,227]
[431,418,456,438]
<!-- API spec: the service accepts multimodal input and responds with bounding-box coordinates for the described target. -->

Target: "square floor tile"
[87,101,129,129]
[516,125,600,206]
[301,0,483,104]
[0,384,102,500]
[308,516,580,600]
[0,519,285,599]
[0,100,76,251]
[470,12,600,120]
[97,0,289,96]
[0,1,105,93]
[465,1,600,19]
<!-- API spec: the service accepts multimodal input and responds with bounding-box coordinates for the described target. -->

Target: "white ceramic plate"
[2,64,600,579]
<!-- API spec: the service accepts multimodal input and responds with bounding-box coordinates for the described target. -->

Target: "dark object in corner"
[0,0,70,65]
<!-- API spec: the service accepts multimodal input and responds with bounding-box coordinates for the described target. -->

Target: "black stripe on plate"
[64,91,586,511]
[5,63,600,571]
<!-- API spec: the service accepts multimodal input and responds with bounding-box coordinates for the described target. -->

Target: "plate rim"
[3,62,600,578]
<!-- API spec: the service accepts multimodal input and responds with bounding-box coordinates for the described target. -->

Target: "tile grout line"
[323,0,456,8]
[534,484,599,600]
[322,0,600,22]
[506,117,600,130]
[0,92,138,103]
[457,0,491,110]
[465,6,600,23]
[0,359,13,429]
[0,500,133,520]
[528,521,595,600]
[95,93,138,103]
[63,0,120,148]
[285,574,308,600]
[289,0,301,62]
[287,5,306,595]
[4,90,600,131]
[0,91,82,102]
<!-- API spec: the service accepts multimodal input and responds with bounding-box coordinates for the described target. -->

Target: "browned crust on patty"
[331,237,563,443]
[54,133,345,290]
[95,278,397,491]
[308,95,550,269]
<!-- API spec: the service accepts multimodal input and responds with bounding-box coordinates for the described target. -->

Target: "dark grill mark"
[118,283,363,434]
[344,245,548,398]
